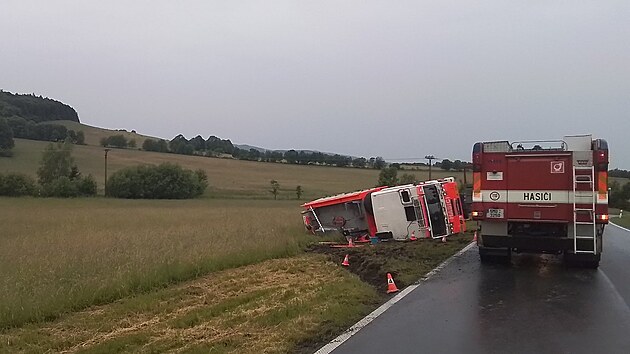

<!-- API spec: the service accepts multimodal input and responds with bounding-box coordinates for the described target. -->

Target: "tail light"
[596,214,609,222]
[596,150,608,171]
[472,211,484,219]
[597,150,608,163]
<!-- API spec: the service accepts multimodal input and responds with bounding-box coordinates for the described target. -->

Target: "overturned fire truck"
[471,134,609,267]
[301,178,466,241]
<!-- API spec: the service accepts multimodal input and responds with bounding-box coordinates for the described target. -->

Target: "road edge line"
[313,241,476,354]
[610,222,630,233]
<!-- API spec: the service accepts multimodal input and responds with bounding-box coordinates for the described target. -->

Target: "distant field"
[0,138,470,198]
[53,120,154,147]
[0,198,310,329]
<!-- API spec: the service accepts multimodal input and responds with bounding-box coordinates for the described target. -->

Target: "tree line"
[4,116,84,145]
[610,169,630,179]
[100,134,136,149]
[0,90,79,123]
[138,133,388,169]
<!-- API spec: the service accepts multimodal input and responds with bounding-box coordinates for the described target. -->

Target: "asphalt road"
[328,223,630,354]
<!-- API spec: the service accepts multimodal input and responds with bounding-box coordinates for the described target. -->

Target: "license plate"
[487,208,504,218]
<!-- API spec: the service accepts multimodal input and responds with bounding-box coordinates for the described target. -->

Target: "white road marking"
[313,241,476,354]
[599,269,630,313]
[610,222,630,233]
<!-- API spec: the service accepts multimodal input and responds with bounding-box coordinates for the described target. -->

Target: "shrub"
[107,163,208,199]
[40,175,97,198]
[100,134,128,148]
[0,173,37,196]
[37,142,75,185]
[41,176,78,197]
[77,175,97,196]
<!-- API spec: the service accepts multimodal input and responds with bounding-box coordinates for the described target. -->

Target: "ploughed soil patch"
[308,232,475,293]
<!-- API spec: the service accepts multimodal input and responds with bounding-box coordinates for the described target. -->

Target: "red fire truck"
[471,135,609,267]
[302,178,465,241]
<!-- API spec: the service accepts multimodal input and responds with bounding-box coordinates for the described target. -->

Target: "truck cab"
[370,178,465,241]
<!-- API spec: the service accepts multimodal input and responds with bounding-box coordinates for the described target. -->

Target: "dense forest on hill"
[0,91,79,123]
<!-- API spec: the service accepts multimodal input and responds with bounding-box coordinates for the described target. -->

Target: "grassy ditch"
[0,255,381,354]
[309,233,474,294]
[0,236,474,354]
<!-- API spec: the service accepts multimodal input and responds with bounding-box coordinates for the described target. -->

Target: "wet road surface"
[329,224,630,354]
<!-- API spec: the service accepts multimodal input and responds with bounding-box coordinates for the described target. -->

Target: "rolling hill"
[0,137,470,199]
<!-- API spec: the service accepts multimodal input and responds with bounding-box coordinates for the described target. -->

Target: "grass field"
[610,208,630,229]
[0,138,470,198]
[0,198,310,329]
[0,255,380,354]
[0,196,474,353]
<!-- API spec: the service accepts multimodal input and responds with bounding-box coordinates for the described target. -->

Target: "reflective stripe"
[476,190,608,204]
[598,171,608,202]
[472,172,482,202]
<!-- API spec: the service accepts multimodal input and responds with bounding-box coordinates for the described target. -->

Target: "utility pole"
[104,148,110,196]
[425,155,435,180]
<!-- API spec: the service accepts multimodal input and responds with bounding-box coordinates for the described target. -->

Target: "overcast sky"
[1,1,629,167]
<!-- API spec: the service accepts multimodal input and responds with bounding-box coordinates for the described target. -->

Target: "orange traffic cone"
[473,231,478,242]
[342,254,350,266]
[348,238,355,248]
[441,236,447,243]
[386,273,399,294]
[410,231,417,241]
